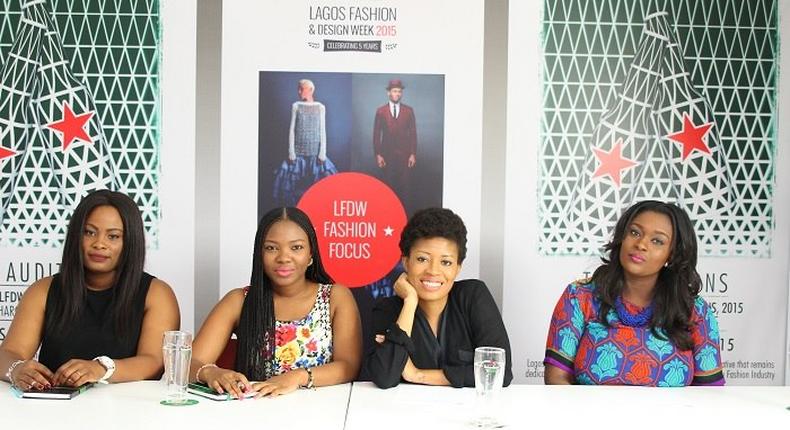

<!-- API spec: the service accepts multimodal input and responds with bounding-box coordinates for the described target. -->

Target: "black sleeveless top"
[39,272,154,371]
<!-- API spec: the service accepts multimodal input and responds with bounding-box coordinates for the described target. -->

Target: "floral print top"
[271,283,333,375]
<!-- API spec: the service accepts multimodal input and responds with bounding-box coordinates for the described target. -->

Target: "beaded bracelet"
[195,363,218,384]
[5,359,25,387]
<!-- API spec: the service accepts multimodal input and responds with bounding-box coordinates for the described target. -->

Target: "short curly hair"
[399,207,467,263]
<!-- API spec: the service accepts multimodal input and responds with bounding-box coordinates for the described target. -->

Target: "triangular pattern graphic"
[0,0,160,247]
[565,10,733,248]
[540,0,776,257]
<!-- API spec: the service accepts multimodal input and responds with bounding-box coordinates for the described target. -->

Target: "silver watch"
[93,356,116,383]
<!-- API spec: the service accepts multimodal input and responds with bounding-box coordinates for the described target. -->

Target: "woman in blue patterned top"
[544,200,724,386]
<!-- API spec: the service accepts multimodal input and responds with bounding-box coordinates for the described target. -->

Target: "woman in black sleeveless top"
[0,190,180,390]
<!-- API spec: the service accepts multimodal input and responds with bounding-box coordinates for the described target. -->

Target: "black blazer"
[365,279,513,388]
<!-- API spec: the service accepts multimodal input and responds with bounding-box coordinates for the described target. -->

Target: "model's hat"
[386,79,404,90]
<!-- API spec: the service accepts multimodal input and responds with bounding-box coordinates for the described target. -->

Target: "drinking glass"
[469,346,506,428]
[161,330,197,406]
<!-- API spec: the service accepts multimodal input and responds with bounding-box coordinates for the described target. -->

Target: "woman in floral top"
[190,207,362,398]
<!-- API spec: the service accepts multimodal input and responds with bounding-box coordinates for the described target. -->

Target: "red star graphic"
[666,113,713,161]
[46,102,94,150]
[0,146,15,162]
[591,139,638,188]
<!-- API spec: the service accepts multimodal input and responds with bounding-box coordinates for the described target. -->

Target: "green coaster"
[160,399,199,406]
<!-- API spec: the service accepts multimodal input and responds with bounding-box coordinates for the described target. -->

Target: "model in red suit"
[373,79,417,214]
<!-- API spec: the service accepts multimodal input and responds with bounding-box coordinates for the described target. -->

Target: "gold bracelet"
[195,363,218,383]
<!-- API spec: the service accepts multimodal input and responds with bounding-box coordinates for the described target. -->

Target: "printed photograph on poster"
[257,71,444,219]
[257,71,445,365]
[257,71,445,285]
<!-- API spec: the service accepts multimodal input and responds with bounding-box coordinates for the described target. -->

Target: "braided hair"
[234,207,333,379]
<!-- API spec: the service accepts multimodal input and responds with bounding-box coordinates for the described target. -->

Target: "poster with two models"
[257,72,445,361]
[219,0,486,369]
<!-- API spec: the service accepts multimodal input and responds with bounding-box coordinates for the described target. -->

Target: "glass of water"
[470,346,506,428]
[161,330,197,406]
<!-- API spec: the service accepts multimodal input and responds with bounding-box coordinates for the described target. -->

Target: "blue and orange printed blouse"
[544,281,725,386]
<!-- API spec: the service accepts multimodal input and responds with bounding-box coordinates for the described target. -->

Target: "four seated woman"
[0,199,727,392]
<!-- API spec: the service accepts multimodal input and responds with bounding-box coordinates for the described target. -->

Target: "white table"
[0,380,351,428]
[345,382,790,429]
[3,381,789,428]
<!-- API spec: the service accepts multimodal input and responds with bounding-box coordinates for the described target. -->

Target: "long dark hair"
[591,200,701,350]
[235,207,333,380]
[46,190,147,344]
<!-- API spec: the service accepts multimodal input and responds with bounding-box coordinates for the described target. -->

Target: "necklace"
[614,295,653,327]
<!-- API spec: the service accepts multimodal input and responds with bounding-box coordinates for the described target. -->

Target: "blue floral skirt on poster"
[273,155,338,206]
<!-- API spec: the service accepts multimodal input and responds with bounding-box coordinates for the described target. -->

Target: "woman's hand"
[401,358,450,386]
[10,360,53,390]
[544,364,574,385]
[401,358,423,383]
[250,369,306,398]
[393,273,418,303]
[53,359,105,387]
[202,366,253,399]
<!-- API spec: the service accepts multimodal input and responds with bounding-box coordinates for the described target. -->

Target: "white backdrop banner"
[219,1,485,370]
[503,0,789,385]
[219,0,485,297]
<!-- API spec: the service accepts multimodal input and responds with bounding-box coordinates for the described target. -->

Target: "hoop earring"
[308,258,314,266]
